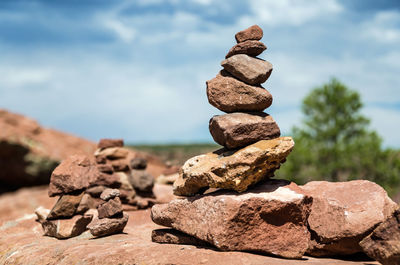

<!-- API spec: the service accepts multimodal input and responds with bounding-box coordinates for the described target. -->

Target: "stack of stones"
[87,188,129,237]
[129,157,156,208]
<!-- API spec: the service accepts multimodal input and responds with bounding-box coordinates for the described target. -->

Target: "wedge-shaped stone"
[47,192,84,220]
[154,180,312,259]
[209,112,280,149]
[221,54,272,85]
[173,137,294,196]
[42,214,93,239]
[225,40,266,58]
[98,197,123,219]
[88,212,129,237]
[302,180,398,257]
[207,71,272,113]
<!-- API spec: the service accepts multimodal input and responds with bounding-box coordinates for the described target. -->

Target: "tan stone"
[94,147,129,160]
[173,137,294,196]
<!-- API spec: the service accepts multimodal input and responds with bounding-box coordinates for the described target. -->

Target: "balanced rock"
[152,229,209,247]
[302,180,398,257]
[154,180,312,259]
[225,40,266,59]
[221,54,273,85]
[131,158,147,170]
[360,209,400,265]
[173,137,294,196]
[130,169,155,192]
[88,212,129,237]
[110,159,130,172]
[47,192,84,220]
[100,188,120,201]
[235,25,263,43]
[209,112,280,149]
[94,147,128,160]
[95,172,121,188]
[48,155,99,196]
[207,71,272,113]
[97,138,124,149]
[98,197,123,219]
[41,214,93,239]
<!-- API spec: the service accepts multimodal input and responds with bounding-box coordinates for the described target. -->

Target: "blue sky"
[0,0,399,146]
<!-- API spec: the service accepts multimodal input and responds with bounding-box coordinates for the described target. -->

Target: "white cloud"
[103,18,136,43]
[361,10,400,44]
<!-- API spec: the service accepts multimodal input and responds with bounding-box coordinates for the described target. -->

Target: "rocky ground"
[0,185,378,265]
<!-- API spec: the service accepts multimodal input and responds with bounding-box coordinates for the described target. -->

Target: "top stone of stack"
[235,25,263,43]
[226,25,266,58]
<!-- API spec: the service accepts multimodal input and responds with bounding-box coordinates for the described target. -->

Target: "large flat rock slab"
[0,186,378,265]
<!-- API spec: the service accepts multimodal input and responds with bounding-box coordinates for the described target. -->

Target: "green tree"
[277,78,400,196]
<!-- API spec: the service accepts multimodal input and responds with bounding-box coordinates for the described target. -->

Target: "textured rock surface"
[155,180,312,259]
[226,40,266,58]
[235,25,263,43]
[221,54,273,85]
[41,214,93,239]
[0,186,378,265]
[97,138,124,149]
[174,137,294,196]
[360,209,400,265]
[100,188,120,201]
[88,212,129,237]
[97,197,123,219]
[302,180,398,257]
[46,192,84,220]
[209,112,280,149]
[48,155,99,197]
[152,228,209,246]
[76,193,102,213]
[131,157,147,169]
[130,169,155,192]
[207,71,272,113]
[94,147,129,160]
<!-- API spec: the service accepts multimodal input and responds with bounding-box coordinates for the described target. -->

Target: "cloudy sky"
[1,0,399,146]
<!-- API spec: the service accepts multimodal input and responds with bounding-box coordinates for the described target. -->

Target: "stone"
[235,25,263,43]
[110,159,130,172]
[98,138,124,149]
[94,147,128,160]
[209,112,281,149]
[221,54,273,85]
[153,180,312,259]
[173,137,294,196]
[301,180,398,257]
[119,189,136,204]
[152,229,209,247]
[360,209,400,265]
[206,71,273,113]
[98,197,123,219]
[115,172,135,191]
[97,163,114,174]
[129,169,155,192]
[42,214,93,239]
[225,40,266,59]
[35,206,50,223]
[131,157,147,169]
[86,185,106,197]
[100,188,120,201]
[48,155,99,197]
[95,155,107,164]
[88,212,129,237]
[94,173,121,188]
[46,192,84,220]
[76,193,102,214]
[156,173,179,185]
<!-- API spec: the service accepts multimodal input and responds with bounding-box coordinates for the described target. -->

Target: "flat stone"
[86,185,106,197]
[48,155,99,197]
[301,180,398,257]
[129,169,155,192]
[97,164,114,174]
[360,209,400,265]
[98,197,123,219]
[98,138,124,149]
[131,158,147,170]
[221,54,273,85]
[110,159,130,172]
[42,214,93,239]
[235,25,263,43]
[100,188,120,201]
[152,229,209,246]
[225,40,266,59]
[173,137,294,196]
[88,212,129,237]
[46,192,84,220]
[207,71,273,113]
[154,180,312,259]
[94,147,129,160]
[209,112,280,149]
[94,173,121,188]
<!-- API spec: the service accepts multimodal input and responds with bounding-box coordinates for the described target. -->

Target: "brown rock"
[129,169,154,192]
[95,155,107,164]
[42,214,93,239]
[301,180,398,257]
[110,159,130,172]
[47,192,84,220]
[225,40,266,59]
[154,180,312,259]
[88,212,129,237]
[131,157,147,170]
[98,197,123,219]
[100,188,120,201]
[360,209,400,265]
[152,229,209,246]
[119,189,136,204]
[235,25,263,43]
[86,185,106,197]
[173,137,294,196]
[221,54,273,85]
[76,193,103,214]
[207,71,273,113]
[94,147,129,160]
[97,163,114,174]
[97,138,124,149]
[115,172,135,191]
[209,112,280,149]
[48,155,99,197]
[93,173,121,188]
